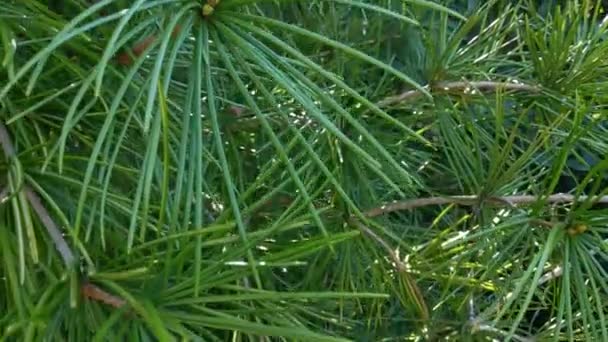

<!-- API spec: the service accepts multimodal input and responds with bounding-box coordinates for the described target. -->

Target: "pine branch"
[81,282,127,308]
[348,218,408,273]
[361,191,601,281]
[351,192,606,279]
[0,122,15,156]
[348,217,429,320]
[0,122,129,310]
[0,122,75,266]
[24,187,75,266]
[378,80,541,107]
[363,194,608,218]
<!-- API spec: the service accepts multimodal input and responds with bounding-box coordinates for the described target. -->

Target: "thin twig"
[538,266,563,285]
[377,89,424,106]
[349,217,429,319]
[474,323,536,342]
[0,187,9,203]
[435,81,541,93]
[0,122,75,267]
[346,192,599,319]
[1,122,118,308]
[529,219,555,228]
[0,122,16,157]
[25,187,75,265]
[378,80,541,107]
[81,282,126,308]
[356,193,607,301]
[349,218,408,273]
[364,194,608,218]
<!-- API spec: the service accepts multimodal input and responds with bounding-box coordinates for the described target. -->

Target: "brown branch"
[25,187,75,266]
[116,25,182,66]
[1,123,132,310]
[81,282,126,308]
[351,192,607,314]
[377,89,424,106]
[1,123,139,312]
[0,122,75,267]
[364,194,608,218]
[378,80,541,107]
[0,123,16,157]
[434,81,541,93]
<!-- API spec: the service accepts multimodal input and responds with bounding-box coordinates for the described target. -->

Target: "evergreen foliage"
[1,0,608,340]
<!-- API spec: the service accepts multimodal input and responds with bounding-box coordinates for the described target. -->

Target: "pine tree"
[1,0,608,340]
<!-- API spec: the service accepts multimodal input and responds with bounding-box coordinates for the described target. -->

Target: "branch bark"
[363,194,608,218]
[378,80,541,107]
[25,187,75,265]
[357,193,606,290]
[81,282,126,309]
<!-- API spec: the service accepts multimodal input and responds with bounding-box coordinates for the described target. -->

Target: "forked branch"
[350,192,607,318]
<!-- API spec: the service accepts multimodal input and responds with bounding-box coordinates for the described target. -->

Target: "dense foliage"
[1,0,608,340]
